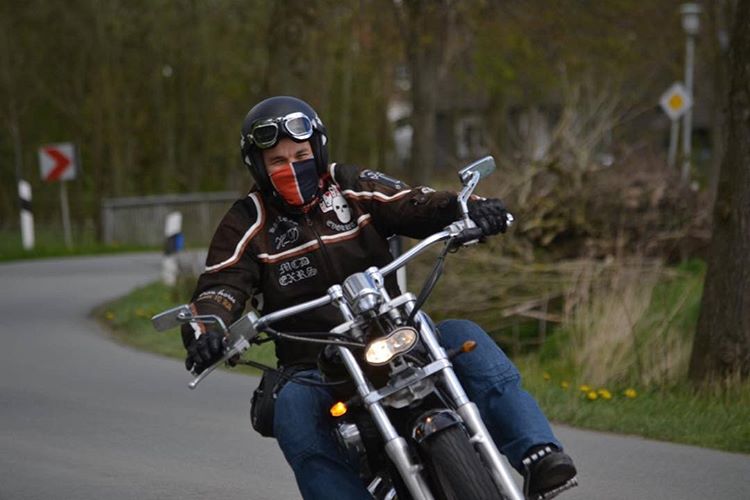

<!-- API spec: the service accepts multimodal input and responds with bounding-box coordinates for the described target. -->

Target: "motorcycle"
[153,157,551,500]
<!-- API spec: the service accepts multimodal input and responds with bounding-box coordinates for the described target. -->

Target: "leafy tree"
[0,0,731,257]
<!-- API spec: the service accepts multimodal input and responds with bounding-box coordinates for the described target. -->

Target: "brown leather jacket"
[182,163,460,367]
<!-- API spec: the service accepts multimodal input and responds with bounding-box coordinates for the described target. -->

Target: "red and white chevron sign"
[38,143,77,182]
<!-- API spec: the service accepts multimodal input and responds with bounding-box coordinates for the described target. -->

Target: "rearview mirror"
[151,304,192,332]
[456,156,496,222]
[459,156,495,185]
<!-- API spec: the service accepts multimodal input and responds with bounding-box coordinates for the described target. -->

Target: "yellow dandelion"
[579,384,591,393]
[586,390,598,401]
[560,381,570,390]
[597,389,613,400]
[624,388,638,399]
[104,311,115,321]
[135,308,146,318]
[543,372,551,381]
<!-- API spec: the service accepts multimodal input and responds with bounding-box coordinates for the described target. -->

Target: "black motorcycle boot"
[522,444,578,500]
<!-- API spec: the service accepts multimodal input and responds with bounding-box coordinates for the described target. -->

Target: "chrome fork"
[412,310,525,500]
[331,294,435,500]
[336,345,435,500]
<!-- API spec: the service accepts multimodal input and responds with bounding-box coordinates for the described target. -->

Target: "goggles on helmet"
[247,112,314,149]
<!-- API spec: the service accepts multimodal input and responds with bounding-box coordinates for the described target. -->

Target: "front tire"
[420,425,506,500]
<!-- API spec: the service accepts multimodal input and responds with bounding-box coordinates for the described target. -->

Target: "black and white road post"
[162,211,184,286]
[18,179,35,250]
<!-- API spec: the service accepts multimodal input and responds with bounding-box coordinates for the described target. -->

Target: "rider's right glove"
[185,330,225,375]
[467,198,509,236]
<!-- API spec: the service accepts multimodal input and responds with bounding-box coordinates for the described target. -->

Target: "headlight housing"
[364,326,418,366]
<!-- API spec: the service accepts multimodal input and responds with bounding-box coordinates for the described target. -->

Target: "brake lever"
[188,336,251,390]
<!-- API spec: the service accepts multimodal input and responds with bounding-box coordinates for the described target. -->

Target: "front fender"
[411,409,463,445]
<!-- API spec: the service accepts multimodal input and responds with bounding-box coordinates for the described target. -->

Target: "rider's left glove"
[185,330,225,375]
[467,198,509,236]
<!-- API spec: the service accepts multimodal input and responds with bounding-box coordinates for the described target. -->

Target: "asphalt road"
[1,254,748,500]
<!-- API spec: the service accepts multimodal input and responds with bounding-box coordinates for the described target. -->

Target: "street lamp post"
[680,3,701,182]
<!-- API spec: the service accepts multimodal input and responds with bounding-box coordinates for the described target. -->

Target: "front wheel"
[421,425,507,500]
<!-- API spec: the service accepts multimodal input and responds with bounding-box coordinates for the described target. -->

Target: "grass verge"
[0,227,155,262]
[518,356,750,454]
[93,281,276,375]
[517,259,750,454]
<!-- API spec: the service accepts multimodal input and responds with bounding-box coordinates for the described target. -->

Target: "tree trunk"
[398,0,448,185]
[688,1,750,382]
[261,1,315,98]
[410,38,440,185]
[0,6,26,189]
[707,0,732,205]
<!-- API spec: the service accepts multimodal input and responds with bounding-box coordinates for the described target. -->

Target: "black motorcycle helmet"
[240,96,329,194]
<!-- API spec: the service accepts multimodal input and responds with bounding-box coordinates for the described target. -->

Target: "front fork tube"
[413,311,525,500]
[336,346,435,500]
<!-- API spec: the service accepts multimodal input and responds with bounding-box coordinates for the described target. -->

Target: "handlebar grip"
[453,226,484,245]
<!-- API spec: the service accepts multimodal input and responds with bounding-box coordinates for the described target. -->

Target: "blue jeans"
[273,319,560,500]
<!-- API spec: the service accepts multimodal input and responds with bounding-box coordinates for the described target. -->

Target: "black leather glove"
[468,198,509,236]
[185,330,225,375]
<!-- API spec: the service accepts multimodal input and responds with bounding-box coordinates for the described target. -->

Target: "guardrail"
[101,192,239,246]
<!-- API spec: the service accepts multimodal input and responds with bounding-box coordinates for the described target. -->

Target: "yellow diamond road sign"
[659,82,692,121]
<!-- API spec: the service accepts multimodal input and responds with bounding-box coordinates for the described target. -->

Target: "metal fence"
[101,192,240,246]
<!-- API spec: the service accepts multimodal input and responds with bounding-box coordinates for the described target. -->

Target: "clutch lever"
[188,336,251,389]
[188,312,260,389]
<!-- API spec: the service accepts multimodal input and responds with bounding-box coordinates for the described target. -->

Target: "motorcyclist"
[182,95,577,499]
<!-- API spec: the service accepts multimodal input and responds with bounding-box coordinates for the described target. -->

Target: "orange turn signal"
[330,401,348,417]
[461,341,477,353]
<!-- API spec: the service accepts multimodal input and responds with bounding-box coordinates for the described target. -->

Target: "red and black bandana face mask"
[268,158,321,208]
